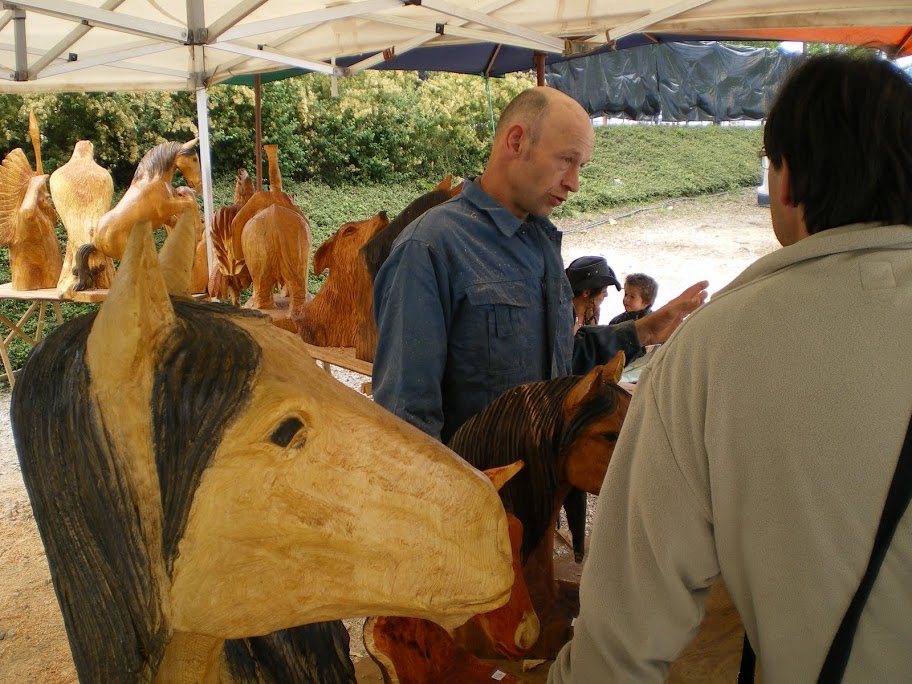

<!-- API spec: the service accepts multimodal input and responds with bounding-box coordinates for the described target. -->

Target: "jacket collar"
[714,222,912,299]
[462,176,557,239]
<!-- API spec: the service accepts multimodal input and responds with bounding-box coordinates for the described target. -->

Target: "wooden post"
[254,74,263,191]
[534,52,546,86]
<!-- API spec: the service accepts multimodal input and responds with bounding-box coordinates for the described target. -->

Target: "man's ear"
[503,123,526,157]
[778,158,795,207]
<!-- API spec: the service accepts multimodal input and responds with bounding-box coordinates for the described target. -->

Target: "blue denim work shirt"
[372,178,576,443]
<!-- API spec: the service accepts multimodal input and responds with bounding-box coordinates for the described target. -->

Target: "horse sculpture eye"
[603,433,619,443]
[270,417,306,448]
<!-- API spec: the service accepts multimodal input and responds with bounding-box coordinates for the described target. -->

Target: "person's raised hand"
[634,280,709,346]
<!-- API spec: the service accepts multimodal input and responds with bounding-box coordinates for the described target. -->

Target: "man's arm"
[549,362,719,682]
[571,282,708,375]
[372,238,449,441]
[634,280,709,346]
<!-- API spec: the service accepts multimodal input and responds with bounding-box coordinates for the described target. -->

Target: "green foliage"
[291,71,531,185]
[557,124,763,216]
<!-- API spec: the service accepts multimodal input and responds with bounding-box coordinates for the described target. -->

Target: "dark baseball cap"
[565,256,621,293]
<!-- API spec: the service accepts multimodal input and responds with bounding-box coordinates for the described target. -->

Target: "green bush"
[558,124,763,216]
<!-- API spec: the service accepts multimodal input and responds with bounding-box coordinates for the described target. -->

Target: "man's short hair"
[764,53,912,233]
[624,273,658,307]
[495,88,549,145]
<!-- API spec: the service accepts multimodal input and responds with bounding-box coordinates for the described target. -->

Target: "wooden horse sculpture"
[0,147,63,290]
[11,215,515,683]
[50,140,115,297]
[232,145,312,323]
[74,138,201,290]
[209,167,255,303]
[364,463,539,684]
[448,354,631,659]
[354,176,463,361]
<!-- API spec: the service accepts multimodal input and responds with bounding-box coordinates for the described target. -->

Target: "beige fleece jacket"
[550,223,912,683]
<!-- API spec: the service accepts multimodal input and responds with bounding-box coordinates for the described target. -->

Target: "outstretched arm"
[634,281,709,347]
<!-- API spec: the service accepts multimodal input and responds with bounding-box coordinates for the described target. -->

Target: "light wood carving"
[296,211,389,348]
[209,168,254,303]
[11,219,515,683]
[0,148,63,290]
[73,139,201,290]
[50,141,115,296]
[353,177,462,361]
[231,146,313,314]
[365,465,536,682]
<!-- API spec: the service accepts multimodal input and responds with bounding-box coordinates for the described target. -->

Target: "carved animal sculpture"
[209,168,254,303]
[11,217,515,683]
[365,507,535,683]
[354,176,463,361]
[242,204,312,318]
[448,355,630,659]
[73,138,201,290]
[0,148,63,290]
[365,617,519,684]
[232,145,312,315]
[50,141,115,297]
[296,211,389,348]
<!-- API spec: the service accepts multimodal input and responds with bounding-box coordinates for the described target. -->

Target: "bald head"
[494,87,588,146]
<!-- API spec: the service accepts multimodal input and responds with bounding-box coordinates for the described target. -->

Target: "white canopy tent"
[0,0,909,265]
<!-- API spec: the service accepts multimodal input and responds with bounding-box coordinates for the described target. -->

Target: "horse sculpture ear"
[482,461,525,491]
[181,138,199,153]
[86,220,176,381]
[158,208,197,297]
[601,350,625,384]
[566,351,626,409]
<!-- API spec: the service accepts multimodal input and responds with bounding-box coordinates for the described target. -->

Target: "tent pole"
[195,86,215,279]
[484,75,495,137]
[534,51,545,86]
[254,73,263,191]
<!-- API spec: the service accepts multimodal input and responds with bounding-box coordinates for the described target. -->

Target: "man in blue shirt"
[373,87,707,443]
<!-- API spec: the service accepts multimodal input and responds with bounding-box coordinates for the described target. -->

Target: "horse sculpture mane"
[14,298,261,679]
[132,140,199,185]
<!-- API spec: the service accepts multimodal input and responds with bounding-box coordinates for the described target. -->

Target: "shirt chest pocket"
[463,282,540,375]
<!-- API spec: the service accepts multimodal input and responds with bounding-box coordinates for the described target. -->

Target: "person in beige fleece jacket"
[550,53,912,683]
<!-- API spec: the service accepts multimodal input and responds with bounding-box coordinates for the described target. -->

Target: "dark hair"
[624,273,658,307]
[764,53,912,233]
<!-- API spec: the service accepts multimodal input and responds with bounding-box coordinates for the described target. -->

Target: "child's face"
[623,286,647,312]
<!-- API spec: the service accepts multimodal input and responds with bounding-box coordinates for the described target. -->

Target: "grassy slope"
[0,124,763,372]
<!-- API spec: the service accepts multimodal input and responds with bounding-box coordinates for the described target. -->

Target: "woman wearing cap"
[565,256,622,332]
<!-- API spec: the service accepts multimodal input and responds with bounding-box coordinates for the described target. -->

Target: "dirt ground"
[0,188,778,683]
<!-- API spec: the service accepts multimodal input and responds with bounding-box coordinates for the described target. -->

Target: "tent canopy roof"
[0,1,910,93]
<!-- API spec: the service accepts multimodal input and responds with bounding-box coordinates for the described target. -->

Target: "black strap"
[816,413,912,682]
[738,414,912,683]
[737,633,755,683]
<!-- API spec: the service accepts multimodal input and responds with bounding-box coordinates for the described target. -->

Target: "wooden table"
[250,296,375,394]
[0,283,109,389]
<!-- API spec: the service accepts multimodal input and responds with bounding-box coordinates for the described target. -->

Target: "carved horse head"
[448,354,631,561]
[12,213,514,683]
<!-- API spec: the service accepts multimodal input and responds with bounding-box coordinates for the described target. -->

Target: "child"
[609,273,658,325]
